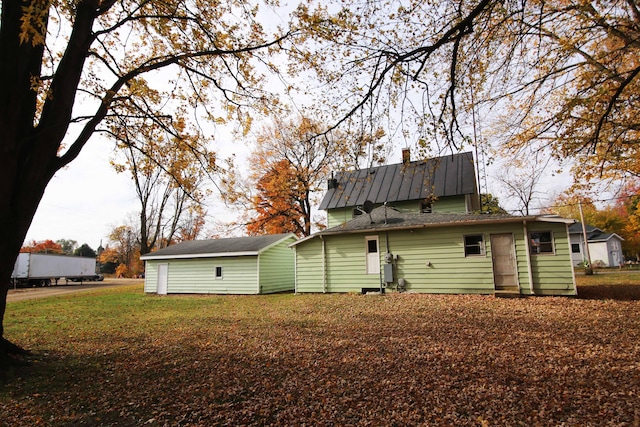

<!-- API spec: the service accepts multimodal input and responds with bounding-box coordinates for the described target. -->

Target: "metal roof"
[319,151,478,210]
[140,233,296,260]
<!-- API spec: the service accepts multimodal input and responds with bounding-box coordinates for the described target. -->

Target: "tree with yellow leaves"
[292,0,639,182]
[0,0,293,360]
[222,115,385,236]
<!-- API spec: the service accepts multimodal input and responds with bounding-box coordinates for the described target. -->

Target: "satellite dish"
[363,200,374,214]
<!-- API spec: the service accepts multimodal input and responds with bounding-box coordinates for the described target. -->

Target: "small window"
[571,243,581,253]
[464,235,485,256]
[611,241,619,250]
[215,266,223,279]
[530,231,554,254]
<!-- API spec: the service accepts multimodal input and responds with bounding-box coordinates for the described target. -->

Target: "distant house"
[291,151,576,296]
[568,223,624,267]
[141,234,297,295]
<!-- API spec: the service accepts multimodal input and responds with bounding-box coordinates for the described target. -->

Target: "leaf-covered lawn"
[2,278,640,426]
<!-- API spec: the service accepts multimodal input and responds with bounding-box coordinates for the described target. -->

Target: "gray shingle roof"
[319,151,478,210]
[568,222,624,242]
[290,207,572,243]
[323,206,516,233]
[568,222,600,234]
[140,233,295,260]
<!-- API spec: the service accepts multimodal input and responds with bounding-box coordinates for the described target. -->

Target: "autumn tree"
[291,0,639,183]
[222,116,384,236]
[20,240,63,254]
[0,0,295,359]
[98,246,120,275]
[613,181,640,259]
[110,121,210,254]
[478,194,508,214]
[56,239,78,255]
[545,191,639,258]
[247,159,307,236]
[107,225,143,278]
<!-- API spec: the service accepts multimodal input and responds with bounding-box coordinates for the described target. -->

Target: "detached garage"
[141,233,297,295]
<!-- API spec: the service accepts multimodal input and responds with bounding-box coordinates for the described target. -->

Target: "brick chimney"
[402,148,411,164]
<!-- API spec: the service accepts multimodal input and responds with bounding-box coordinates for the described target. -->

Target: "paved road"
[7,278,144,302]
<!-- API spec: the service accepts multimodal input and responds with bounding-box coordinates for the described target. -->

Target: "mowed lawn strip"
[1,275,640,426]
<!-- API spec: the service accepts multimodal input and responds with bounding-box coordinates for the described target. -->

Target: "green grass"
[2,276,640,426]
[574,271,640,300]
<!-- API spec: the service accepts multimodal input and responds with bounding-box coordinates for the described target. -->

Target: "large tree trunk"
[0,172,52,361]
[0,0,51,359]
[0,0,99,360]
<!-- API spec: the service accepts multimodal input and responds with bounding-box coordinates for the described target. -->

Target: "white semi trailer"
[11,253,103,287]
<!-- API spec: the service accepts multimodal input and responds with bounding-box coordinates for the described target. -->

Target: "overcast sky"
[25,137,139,249]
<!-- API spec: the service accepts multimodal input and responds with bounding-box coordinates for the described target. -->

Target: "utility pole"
[579,201,594,275]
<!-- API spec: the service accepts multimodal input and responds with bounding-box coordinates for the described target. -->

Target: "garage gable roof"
[141,233,296,260]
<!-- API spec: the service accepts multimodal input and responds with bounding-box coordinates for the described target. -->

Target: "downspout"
[523,220,535,295]
[321,235,327,293]
[579,202,593,275]
[293,246,298,294]
[384,231,391,294]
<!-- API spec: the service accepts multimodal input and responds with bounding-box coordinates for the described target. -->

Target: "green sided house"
[291,150,577,296]
[141,233,297,295]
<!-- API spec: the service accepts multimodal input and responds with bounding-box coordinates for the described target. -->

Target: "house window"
[571,243,581,253]
[611,241,619,251]
[215,266,223,279]
[529,231,554,254]
[464,235,485,256]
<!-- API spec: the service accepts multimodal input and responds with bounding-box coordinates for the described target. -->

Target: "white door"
[490,234,519,291]
[365,236,380,274]
[157,263,168,295]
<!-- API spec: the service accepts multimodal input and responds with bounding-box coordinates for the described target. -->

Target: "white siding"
[145,257,259,294]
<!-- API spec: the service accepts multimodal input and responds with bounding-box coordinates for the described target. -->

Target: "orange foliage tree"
[614,182,640,260]
[105,226,143,278]
[247,159,307,236]
[221,116,385,237]
[546,188,639,259]
[20,240,63,254]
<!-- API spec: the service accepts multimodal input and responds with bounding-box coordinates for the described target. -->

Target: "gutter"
[140,251,259,261]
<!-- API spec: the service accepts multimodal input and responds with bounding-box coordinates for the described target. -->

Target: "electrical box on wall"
[383,263,393,283]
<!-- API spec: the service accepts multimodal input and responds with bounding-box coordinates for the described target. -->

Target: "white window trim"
[215,265,223,279]
[529,230,556,255]
[463,234,486,257]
